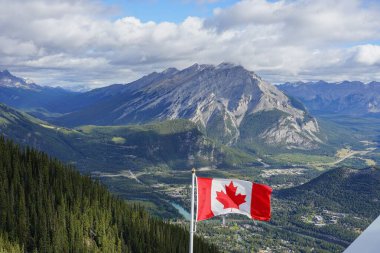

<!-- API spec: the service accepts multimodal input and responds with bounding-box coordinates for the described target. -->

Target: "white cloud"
[0,0,379,88]
[354,44,380,65]
[207,0,380,44]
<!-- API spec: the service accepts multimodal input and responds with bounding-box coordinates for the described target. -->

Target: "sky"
[0,0,380,89]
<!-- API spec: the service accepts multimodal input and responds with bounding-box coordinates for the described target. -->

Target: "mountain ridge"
[0,70,78,113]
[278,80,380,115]
[277,166,380,218]
[46,63,323,150]
[0,103,259,172]
[0,69,40,89]
[0,65,329,150]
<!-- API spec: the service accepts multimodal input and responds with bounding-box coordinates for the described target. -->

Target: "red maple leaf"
[216,181,246,209]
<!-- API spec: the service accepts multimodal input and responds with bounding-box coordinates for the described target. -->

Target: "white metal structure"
[344,215,380,253]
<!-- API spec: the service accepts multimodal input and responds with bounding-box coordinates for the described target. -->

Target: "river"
[170,202,191,221]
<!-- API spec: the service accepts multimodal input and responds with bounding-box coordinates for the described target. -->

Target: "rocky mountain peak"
[112,63,322,149]
[0,69,11,76]
[0,70,39,89]
[162,67,179,75]
[44,63,323,150]
[216,62,239,69]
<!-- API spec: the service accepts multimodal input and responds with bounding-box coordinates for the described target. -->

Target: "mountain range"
[0,70,76,112]
[0,65,322,150]
[1,66,379,252]
[278,81,380,116]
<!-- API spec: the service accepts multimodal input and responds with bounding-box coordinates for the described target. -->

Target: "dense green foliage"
[0,137,219,253]
[239,110,287,141]
[238,109,288,154]
[0,234,23,253]
[271,167,380,246]
[277,167,380,218]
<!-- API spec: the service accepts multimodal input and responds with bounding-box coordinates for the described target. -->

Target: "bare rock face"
[55,63,323,149]
[111,63,322,149]
[260,116,322,149]
[0,70,39,89]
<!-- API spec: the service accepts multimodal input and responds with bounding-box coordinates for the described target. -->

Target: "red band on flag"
[197,177,214,221]
[250,183,272,221]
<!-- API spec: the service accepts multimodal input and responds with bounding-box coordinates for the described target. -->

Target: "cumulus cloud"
[0,0,379,88]
[354,44,380,65]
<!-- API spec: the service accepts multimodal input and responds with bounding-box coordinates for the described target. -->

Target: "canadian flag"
[196,177,272,221]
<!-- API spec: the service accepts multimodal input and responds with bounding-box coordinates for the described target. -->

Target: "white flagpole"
[189,168,196,253]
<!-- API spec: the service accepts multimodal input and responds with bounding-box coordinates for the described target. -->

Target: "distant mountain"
[0,69,77,113]
[0,103,257,172]
[0,137,218,252]
[0,69,39,89]
[0,65,326,150]
[278,81,380,116]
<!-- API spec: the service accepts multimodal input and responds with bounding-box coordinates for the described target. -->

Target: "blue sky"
[103,0,239,23]
[102,0,378,24]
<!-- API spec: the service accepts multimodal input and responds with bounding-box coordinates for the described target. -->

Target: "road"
[311,149,372,167]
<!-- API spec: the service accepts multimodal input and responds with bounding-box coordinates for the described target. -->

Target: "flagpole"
[189,168,196,253]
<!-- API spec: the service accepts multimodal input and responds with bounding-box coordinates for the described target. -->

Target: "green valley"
[1,2,380,251]
[0,103,258,173]
[1,101,380,252]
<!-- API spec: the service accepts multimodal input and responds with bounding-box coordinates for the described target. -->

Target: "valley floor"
[92,141,379,252]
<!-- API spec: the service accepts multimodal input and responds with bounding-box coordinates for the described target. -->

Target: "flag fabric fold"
[196,177,272,222]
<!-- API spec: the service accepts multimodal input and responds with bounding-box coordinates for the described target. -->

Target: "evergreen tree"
[0,137,219,253]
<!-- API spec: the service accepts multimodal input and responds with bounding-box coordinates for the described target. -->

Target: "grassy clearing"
[111,136,126,144]
[273,153,335,165]
[335,148,352,159]
[363,158,376,166]
[0,117,9,125]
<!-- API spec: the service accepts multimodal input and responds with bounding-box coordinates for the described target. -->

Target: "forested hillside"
[0,137,219,253]
[277,167,380,218]
[0,103,257,172]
